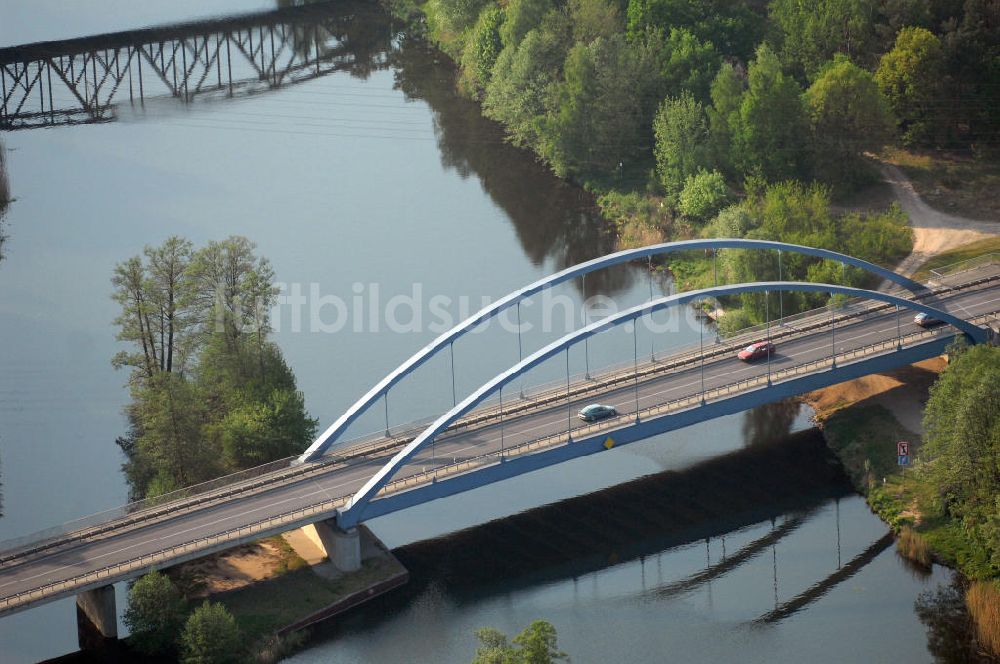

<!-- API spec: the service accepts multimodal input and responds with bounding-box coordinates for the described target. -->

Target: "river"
[0,2,972,662]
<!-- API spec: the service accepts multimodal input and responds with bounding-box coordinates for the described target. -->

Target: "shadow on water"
[307,427,856,643]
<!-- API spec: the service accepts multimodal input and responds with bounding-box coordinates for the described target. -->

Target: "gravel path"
[880,163,998,278]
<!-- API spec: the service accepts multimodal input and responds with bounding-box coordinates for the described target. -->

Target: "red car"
[738,341,775,361]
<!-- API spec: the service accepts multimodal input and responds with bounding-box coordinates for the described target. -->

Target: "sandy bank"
[801,356,947,435]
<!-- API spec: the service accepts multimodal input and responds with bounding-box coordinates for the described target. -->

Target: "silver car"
[577,404,618,422]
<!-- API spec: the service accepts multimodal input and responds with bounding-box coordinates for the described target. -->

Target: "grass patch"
[966,581,1000,658]
[216,555,403,642]
[910,236,1000,281]
[882,147,1000,221]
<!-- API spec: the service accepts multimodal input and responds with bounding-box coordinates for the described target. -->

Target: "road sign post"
[897,441,910,466]
[898,441,911,489]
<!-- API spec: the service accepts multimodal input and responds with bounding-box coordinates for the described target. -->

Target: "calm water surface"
[0,2,968,662]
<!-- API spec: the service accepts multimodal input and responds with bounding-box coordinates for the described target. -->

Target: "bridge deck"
[0,266,998,616]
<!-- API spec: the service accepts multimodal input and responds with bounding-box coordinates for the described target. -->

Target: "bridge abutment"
[301,520,362,572]
[76,584,117,650]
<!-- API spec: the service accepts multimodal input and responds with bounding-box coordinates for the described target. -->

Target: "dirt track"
[880,163,998,277]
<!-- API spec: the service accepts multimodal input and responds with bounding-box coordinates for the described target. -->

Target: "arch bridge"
[0,240,997,628]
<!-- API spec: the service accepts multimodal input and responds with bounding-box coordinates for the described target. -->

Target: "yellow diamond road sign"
[604,436,615,450]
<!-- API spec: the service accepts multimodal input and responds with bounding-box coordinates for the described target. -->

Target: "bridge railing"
[377,318,989,500]
[0,490,351,616]
[3,314,993,614]
[930,253,1000,282]
[6,267,998,564]
[0,428,420,564]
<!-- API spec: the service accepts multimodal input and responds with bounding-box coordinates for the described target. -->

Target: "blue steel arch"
[300,240,924,462]
[337,280,984,527]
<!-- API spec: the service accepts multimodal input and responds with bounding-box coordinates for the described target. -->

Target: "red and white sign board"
[897,441,910,456]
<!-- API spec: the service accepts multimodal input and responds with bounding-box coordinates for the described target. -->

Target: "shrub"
[180,602,242,664]
[678,169,728,221]
[716,308,752,338]
[123,571,187,656]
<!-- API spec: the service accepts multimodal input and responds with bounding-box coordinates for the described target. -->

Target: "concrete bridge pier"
[302,519,363,572]
[76,584,118,651]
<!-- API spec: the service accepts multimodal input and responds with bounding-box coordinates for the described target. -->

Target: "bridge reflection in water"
[0,0,391,129]
[313,427,878,637]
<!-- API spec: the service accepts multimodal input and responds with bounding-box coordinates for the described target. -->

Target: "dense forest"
[392,0,998,319]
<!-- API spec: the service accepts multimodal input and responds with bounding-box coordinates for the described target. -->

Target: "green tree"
[473,627,517,664]
[540,35,651,178]
[769,0,879,76]
[722,181,910,320]
[655,27,721,101]
[568,0,621,44]
[678,168,728,221]
[653,92,711,201]
[501,0,553,49]
[111,237,195,380]
[625,0,765,60]
[131,372,221,491]
[706,62,744,176]
[124,571,187,655]
[113,237,314,498]
[512,620,569,663]
[180,602,242,664]
[940,0,1000,147]
[804,55,893,187]
[922,343,1000,575]
[730,43,810,182]
[184,236,277,356]
[702,204,756,238]
[429,0,491,36]
[875,26,945,145]
[460,5,505,96]
[472,620,568,663]
[484,14,572,149]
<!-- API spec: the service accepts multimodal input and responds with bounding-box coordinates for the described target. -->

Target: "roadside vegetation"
[110,236,317,499]
[386,0,1000,323]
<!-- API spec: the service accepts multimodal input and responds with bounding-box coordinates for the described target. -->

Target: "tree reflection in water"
[742,399,802,448]
[389,36,633,297]
[915,576,987,664]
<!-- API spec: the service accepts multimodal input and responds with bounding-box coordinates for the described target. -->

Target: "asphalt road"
[1,277,998,612]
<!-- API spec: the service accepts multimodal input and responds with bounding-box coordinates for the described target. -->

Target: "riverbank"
[802,356,982,571]
[802,357,1000,658]
[166,526,408,659]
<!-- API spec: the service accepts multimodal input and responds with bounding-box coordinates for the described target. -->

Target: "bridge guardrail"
[0,493,351,616]
[3,312,995,614]
[930,254,1000,282]
[3,267,997,570]
[373,312,997,500]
